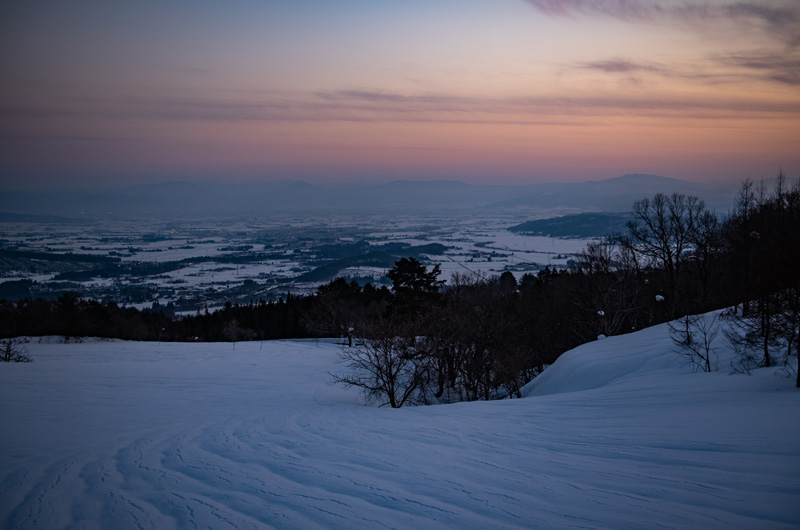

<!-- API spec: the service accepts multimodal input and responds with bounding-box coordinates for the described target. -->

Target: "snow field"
[1,321,799,529]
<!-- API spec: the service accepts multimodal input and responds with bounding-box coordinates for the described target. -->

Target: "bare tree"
[223,319,255,349]
[669,313,720,372]
[573,239,644,339]
[434,273,530,401]
[1,337,32,363]
[304,279,386,347]
[773,286,800,387]
[687,209,720,306]
[304,292,360,347]
[724,296,782,373]
[331,318,429,408]
[625,192,707,314]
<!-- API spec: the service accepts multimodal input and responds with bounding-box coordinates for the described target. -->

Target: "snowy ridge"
[1,319,798,529]
[523,324,686,397]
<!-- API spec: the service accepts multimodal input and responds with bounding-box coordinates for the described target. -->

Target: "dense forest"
[2,175,799,400]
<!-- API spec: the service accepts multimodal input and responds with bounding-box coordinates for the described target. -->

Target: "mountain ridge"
[0,174,740,218]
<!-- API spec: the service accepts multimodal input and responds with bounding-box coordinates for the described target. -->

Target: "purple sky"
[1,0,798,189]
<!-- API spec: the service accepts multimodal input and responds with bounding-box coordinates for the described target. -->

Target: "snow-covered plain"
[1,322,798,529]
[2,212,594,306]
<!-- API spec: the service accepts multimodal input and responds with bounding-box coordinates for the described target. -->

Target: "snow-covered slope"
[1,323,798,529]
[522,323,685,396]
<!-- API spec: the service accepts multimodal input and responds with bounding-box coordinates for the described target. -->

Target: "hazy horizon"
[2,0,799,190]
[1,172,760,219]
[0,171,778,194]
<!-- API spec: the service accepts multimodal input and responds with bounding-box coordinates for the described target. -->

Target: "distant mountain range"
[490,174,739,212]
[0,174,745,219]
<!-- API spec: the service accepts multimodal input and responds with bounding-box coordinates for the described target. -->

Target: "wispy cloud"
[310,89,800,121]
[525,0,687,20]
[716,52,800,85]
[726,2,799,35]
[575,53,800,87]
[578,59,666,74]
[525,0,799,43]
[3,88,799,131]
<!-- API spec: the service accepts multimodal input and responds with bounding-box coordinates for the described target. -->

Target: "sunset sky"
[1,0,798,189]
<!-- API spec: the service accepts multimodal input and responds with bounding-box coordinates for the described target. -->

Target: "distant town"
[0,210,591,313]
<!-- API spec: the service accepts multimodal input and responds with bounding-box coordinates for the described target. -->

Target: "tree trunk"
[761,298,771,368]
[796,327,800,389]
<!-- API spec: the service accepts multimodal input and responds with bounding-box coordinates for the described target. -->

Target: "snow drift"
[1,320,798,529]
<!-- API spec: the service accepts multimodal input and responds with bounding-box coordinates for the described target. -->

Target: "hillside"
[1,319,798,529]
[508,212,631,238]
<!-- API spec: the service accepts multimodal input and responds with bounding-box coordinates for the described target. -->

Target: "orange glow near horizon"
[1,0,798,188]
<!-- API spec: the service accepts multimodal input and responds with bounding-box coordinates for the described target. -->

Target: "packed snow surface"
[1,322,799,529]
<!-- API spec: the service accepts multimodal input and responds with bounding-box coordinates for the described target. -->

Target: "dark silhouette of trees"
[570,239,644,340]
[386,257,444,317]
[387,257,444,296]
[304,278,390,347]
[328,261,542,405]
[0,293,313,343]
[721,174,800,377]
[623,192,713,316]
[436,273,532,401]
[1,337,31,362]
[223,319,256,348]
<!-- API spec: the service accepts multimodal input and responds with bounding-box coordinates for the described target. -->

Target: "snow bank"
[522,323,684,397]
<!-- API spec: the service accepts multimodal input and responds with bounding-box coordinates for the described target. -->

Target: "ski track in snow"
[1,324,799,530]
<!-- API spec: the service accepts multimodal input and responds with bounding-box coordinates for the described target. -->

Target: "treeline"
[0,293,316,342]
[2,175,798,396]
[0,249,120,264]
